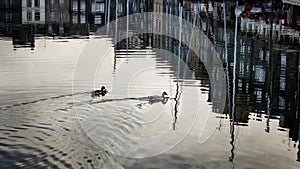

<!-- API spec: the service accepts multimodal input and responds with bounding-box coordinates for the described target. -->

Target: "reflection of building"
[0,0,22,35]
[22,0,46,32]
[272,49,299,144]
[152,0,163,48]
[91,0,105,29]
[272,49,298,116]
[70,0,89,35]
[46,0,70,35]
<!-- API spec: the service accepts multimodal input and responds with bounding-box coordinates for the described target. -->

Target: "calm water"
[0,32,299,169]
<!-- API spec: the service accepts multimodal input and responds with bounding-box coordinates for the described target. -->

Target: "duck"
[148,91,169,104]
[91,86,108,97]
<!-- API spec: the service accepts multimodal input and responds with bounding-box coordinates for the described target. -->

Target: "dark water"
[0,24,299,169]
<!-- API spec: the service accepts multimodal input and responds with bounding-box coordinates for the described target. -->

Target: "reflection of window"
[72,0,78,11]
[27,0,32,7]
[50,0,54,7]
[281,53,286,67]
[239,62,244,74]
[4,0,13,7]
[35,11,40,21]
[50,11,55,21]
[279,96,285,109]
[5,13,12,22]
[34,0,39,7]
[60,12,64,22]
[96,3,105,13]
[255,89,262,101]
[73,15,78,23]
[27,11,32,21]
[254,66,265,82]
[118,4,123,13]
[95,15,101,24]
[80,0,86,12]
[280,76,286,90]
[48,24,52,32]
[59,0,64,6]
[80,14,85,23]
[259,49,264,60]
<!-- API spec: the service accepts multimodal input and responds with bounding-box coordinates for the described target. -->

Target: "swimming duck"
[91,86,108,97]
[148,91,169,104]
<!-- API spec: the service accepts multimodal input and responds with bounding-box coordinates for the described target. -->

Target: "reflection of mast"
[173,5,183,130]
[126,0,129,55]
[265,96,271,133]
[113,0,119,73]
[178,5,182,59]
[266,0,275,137]
[223,0,231,118]
[173,80,180,130]
[229,1,238,165]
[106,0,111,34]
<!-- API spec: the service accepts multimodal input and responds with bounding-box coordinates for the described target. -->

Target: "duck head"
[101,86,107,92]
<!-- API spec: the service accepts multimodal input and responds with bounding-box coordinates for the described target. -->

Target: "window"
[50,11,55,21]
[5,0,13,7]
[73,14,78,23]
[118,4,123,13]
[27,11,32,21]
[34,0,39,7]
[72,0,78,11]
[59,0,64,7]
[278,96,285,109]
[281,53,286,67]
[254,66,265,83]
[48,24,53,32]
[60,12,64,22]
[80,14,85,23]
[96,3,105,13]
[50,0,54,7]
[80,0,86,12]
[35,11,40,21]
[280,76,286,90]
[27,0,32,7]
[95,15,101,24]
[5,12,12,22]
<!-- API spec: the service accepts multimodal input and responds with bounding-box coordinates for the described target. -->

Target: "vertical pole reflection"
[178,5,182,59]
[113,0,119,74]
[173,5,183,131]
[265,96,271,133]
[173,82,180,131]
[115,0,119,47]
[126,0,129,55]
[106,0,111,34]
[223,0,231,116]
[229,1,239,165]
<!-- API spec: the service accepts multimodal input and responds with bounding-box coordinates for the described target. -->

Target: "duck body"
[91,86,108,97]
[148,92,169,104]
